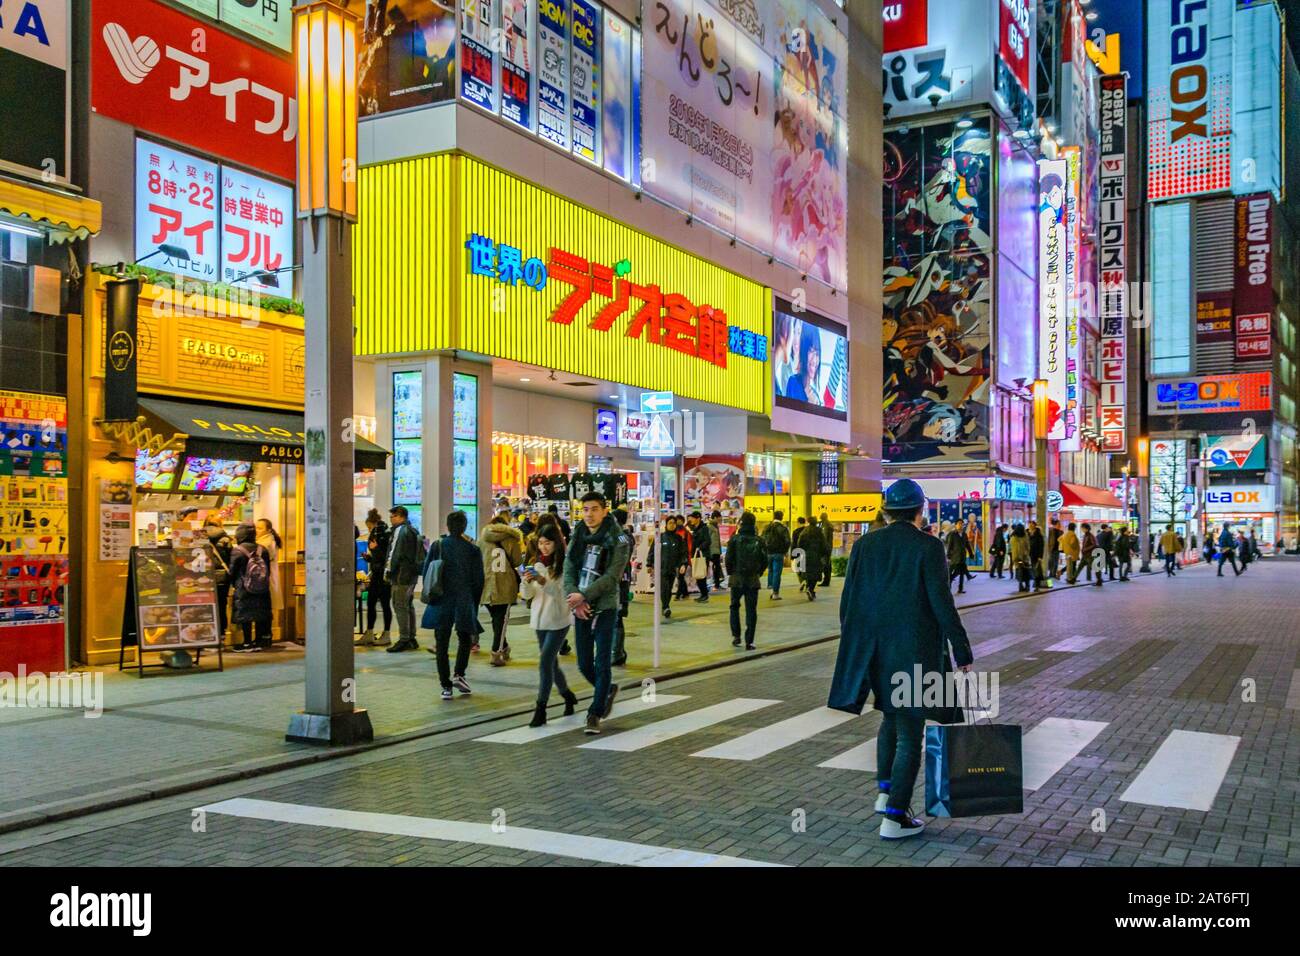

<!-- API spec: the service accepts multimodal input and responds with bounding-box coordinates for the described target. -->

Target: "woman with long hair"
[255,518,283,640]
[520,523,578,727]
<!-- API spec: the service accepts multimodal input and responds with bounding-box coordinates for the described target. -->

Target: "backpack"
[735,534,767,578]
[421,539,444,604]
[239,544,270,594]
[762,521,791,555]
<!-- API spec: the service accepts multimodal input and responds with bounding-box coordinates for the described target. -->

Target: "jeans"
[1164,553,1177,576]
[574,608,617,717]
[711,555,725,588]
[535,627,572,705]
[238,617,271,646]
[487,603,510,651]
[433,623,472,688]
[365,579,392,631]
[614,581,629,660]
[729,584,759,644]
[989,552,1005,578]
[1065,557,1079,584]
[1217,550,1239,574]
[767,555,784,593]
[695,572,710,598]
[392,584,417,642]
[876,711,926,814]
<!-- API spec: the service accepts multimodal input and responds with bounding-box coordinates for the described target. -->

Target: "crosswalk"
[472,694,1244,813]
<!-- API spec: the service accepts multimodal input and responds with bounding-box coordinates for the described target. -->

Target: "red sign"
[998,0,1032,93]
[883,0,928,54]
[1234,194,1273,360]
[92,0,295,181]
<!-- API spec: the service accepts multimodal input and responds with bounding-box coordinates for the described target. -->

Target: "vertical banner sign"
[569,0,600,164]
[1038,159,1069,440]
[998,0,1032,93]
[1061,146,1082,452]
[537,0,569,148]
[460,0,496,111]
[1097,73,1128,453]
[499,0,532,129]
[104,277,141,423]
[1234,193,1273,361]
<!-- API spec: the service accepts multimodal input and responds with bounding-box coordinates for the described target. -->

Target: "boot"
[562,691,578,716]
[353,630,375,647]
[528,703,548,728]
[373,630,391,647]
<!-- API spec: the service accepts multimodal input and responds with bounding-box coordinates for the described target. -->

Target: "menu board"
[135,448,181,491]
[99,479,134,561]
[177,457,251,494]
[129,545,223,650]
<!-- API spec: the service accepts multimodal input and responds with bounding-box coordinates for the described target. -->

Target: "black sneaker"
[695,595,708,603]
[663,608,672,619]
[452,674,472,695]
[612,654,627,667]
[584,713,602,735]
[732,635,741,647]
[440,687,453,701]
[880,808,926,840]
[745,643,755,651]
[560,641,572,655]
[603,682,620,718]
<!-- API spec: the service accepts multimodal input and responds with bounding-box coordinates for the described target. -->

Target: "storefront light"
[1032,379,1050,441]
[294,0,358,221]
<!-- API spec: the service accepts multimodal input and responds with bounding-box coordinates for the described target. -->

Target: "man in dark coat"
[1097,524,1116,580]
[386,505,424,652]
[724,511,767,649]
[646,515,687,619]
[421,509,485,698]
[1027,520,1046,590]
[229,522,273,652]
[685,511,712,603]
[798,517,829,600]
[828,479,974,840]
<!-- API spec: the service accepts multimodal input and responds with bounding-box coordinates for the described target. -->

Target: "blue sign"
[1046,490,1064,513]
[595,408,617,446]
[640,391,674,415]
[995,478,1036,503]
[638,413,676,457]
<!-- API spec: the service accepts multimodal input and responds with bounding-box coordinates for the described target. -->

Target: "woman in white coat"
[520,523,579,727]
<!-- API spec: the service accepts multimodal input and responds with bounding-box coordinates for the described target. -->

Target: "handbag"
[690,549,708,580]
[924,696,1023,819]
[211,544,231,588]
[421,540,444,604]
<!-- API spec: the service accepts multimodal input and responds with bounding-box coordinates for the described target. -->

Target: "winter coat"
[724,526,767,589]
[686,521,712,560]
[365,521,391,579]
[562,515,632,615]
[707,521,723,555]
[797,521,829,580]
[1081,531,1098,558]
[1097,528,1115,553]
[944,530,970,567]
[523,562,574,632]
[761,520,792,556]
[229,542,273,624]
[1060,529,1081,559]
[1115,534,1133,561]
[387,520,423,587]
[1028,528,1045,562]
[479,522,524,606]
[990,528,1007,555]
[207,529,234,586]
[646,529,687,581]
[421,533,485,633]
[828,521,974,721]
[1217,527,1236,551]
[1008,532,1030,568]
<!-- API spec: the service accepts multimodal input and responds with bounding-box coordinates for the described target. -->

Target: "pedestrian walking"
[1060,522,1081,583]
[204,517,234,639]
[1096,524,1115,580]
[685,511,712,603]
[479,512,525,666]
[563,492,632,735]
[612,507,634,666]
[1159,524,1180,576]
[1216,523,1241,576]
[673,516,692,599]
[385,505,424,652]
[646,515,688,619]
[1047,519,1062,580]
[520,523,579,726]
[798,514,829,601]
[944,524,972,594]
[228,522,273,652]
[828,479,974,840]
[421,510,484,699]
[761,510,792,599]
[988,524,1007,578]
[724,511,767,650]
[818,512,835,587]
[1027,520,1046,590]
[356,508,393,647]
[1080,524,1101,586]
[1236,531,1251,573]
[708,511,726,590]
[1115,527,1133,581]
[1009,524,1031,592]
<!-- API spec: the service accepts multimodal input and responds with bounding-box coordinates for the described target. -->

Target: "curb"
[0,561,1194,837]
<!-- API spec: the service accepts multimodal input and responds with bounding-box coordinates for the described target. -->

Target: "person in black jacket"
[386,506,424,652]
[547,503,571,541]
[944,524,972,594]
[828,479,974,840]
[358,508,393,647]
[988,524,1007,578]
[1097,524,1116,580]
[646,516,688,619]
[228,523,273,653]
[421,510,486,700]
[685,511,712,603]
[204,517,234,639]
[1027,520,1046,590]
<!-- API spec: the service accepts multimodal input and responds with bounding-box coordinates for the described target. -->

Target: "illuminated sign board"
[1206,433,1266,471]
[1149,372,1272,416]
[1038,158,1069,440]
[1097,72,1129,452]
[1203,484,1274,513]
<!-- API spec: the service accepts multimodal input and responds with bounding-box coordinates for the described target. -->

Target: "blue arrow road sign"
[640,391,674,415]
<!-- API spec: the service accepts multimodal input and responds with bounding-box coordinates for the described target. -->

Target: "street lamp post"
[285,1,372,745]
[1137,437,1152,573]
[1032,379,1050,582]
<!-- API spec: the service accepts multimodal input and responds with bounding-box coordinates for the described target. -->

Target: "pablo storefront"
[351,154,772,536]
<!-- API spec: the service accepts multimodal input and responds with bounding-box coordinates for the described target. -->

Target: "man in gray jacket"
[385,506,423,652]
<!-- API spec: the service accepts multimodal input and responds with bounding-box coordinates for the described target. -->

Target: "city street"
[5,559,1295,869]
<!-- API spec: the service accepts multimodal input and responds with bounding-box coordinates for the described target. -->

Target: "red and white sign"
[998,0,1032,93]
[92,0,295,181]
[1234,194,1273,361]
[883,0,928,53]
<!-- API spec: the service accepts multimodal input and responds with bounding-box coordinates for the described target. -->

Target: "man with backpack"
[229,523,273,652]
[420,509,485,699]
[725,511,767,650]
[761,510,792,600]
[386,505,425,652]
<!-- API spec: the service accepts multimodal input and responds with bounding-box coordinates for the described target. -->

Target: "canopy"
[138,398,389,470]
[0,177,103,242]
[1059,482,1124,511]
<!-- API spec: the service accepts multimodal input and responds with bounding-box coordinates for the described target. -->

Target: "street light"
[286,0,372,746]
[1032,379,1051,583]
[1136,436,1152,573]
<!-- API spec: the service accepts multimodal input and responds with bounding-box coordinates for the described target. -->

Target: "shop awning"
[138,398,389,470]
[0,177,103,242]
[1060,482,1124,511]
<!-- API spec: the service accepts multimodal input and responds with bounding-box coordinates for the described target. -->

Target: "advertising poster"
[601,9,633,181]
[882,118,992,464]
[569,0,600,163]
[537,0,570,148]
[771,302,849,433]
[1150,372,1273,417]
[882,0,988,117]
[452,372,478,440]
[1196,293,1234,344]
[683,456,745,521]
[1037,158,1068,441]
[134,448,181,490]
[459,0,496,111]
[393,440,423,503]
[1146,0,1233,201]
[99,479,133,561]
[219,165,293,292]
[358,0,456,117]
[132,545,223,650]
[1234,193,1273,361]
[92,0,296,180]
[1206,434,1267,471]
[1060,147,1082,451]
[393,371,423,438]
[135,139,220,280]
[452,439,478,504]
[219,0,292,51]
[499,0,532,129]
[1097,72,1128,452]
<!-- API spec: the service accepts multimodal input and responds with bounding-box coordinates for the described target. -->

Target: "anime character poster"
[683,456,746,522]
[882,118,993,464]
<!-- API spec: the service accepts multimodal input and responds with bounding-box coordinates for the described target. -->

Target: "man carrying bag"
[924,692,1024,819]
[827,479,976,840]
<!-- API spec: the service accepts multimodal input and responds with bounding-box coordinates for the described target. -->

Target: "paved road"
[4,560,1296,867]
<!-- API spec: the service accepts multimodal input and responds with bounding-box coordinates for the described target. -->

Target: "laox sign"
[1166,0,1211,143]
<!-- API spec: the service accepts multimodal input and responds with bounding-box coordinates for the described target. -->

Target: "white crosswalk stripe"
[690,706,861,761]
[579,698,781,752]
[474,695,690,744]
[1045,635,1109,653]
[971,633,1036,655]
[817,738,877,772]
[1021,718,1109,790]
[1120,730,1240,811]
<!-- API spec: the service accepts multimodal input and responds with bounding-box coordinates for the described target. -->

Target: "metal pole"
[1036,436,1049,582]
[653,456,662,669]
[287,214,373,745]
[1138,473,1152,572]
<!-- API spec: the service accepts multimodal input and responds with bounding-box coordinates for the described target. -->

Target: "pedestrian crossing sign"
[638,414,676,458]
